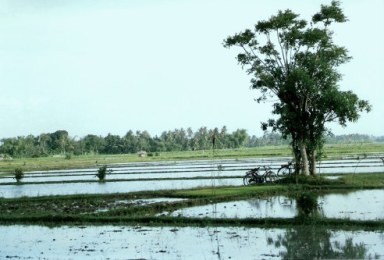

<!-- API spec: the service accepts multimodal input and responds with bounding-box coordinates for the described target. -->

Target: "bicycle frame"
[243,166,277,185]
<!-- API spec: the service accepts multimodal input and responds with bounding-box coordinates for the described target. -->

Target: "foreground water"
[170,189,384,221]
[0,225,382,259]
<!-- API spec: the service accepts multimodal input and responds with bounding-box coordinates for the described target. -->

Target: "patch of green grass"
[340,173,384,187]
[174,185,286,198]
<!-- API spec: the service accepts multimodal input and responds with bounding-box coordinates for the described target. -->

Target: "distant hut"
[137,150,147,158]
[0,154,12,160]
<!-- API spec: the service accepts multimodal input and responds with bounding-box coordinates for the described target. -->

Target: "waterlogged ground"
[171,196,297,219]
[1,158,383,259]
[0,157,383,198]
[0,225,383,259]
[171,190,384,220]
[1,157,383,184]
[0,178,241,198]
[320,189,384,220]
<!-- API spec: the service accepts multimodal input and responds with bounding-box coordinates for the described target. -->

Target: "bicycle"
[277,160,294,177]
[243,166,277,185]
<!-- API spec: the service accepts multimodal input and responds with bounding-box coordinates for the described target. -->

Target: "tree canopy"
[224,1,371,175]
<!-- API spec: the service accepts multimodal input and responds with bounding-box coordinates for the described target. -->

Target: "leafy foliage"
[224,1,371,175]
[14,168,24,183]
[96,165,111,182]
[296,192,319,216]
[0,127,250,157]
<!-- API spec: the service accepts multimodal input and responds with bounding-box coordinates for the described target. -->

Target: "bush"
[296,192,318,216]
[14,168,24,183]
[96,165,111,181]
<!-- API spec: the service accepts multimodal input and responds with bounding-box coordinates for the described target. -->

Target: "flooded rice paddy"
[0,156,383,198]
[1,157,383,259]
[0,178,241,198]
[170,189,384,220]
[0,225,383,259]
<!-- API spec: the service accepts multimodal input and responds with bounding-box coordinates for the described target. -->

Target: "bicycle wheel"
[265,171,277,183]
[277,166,290,177]
[243,173,252,185]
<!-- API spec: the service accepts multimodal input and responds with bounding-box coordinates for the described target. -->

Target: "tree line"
[1,127,381,158]
[0,127,248,158]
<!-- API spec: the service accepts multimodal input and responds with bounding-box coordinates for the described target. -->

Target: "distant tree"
[136,131,152,151]
[194,127,209,150]
[83,134,105,154]
[123,130,138,153]
[224,1,371,175]
[103,134,124,154]
[38,133,51,155]
[48,130,69,154]
[231,129,249,148]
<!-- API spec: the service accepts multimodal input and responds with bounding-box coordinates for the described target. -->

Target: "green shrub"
[14,168,24,183]
[296,192,318,216]
[96,165,111,181]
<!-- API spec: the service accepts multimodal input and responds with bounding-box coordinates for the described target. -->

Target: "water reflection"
[171,190,384,220]
[171,196,297,219]
[296,192,321,217]
[270,226,379,259]
[0,225,382,259]
[319,190,384,220]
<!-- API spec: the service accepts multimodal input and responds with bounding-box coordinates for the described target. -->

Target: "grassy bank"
[1,142,383,174]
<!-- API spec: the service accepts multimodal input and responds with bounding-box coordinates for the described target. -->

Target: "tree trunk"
[310,150,317,176]
[299,141,310,176]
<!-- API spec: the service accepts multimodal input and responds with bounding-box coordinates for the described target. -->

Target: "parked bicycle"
[243,166,277,185]
[277,160,294,177]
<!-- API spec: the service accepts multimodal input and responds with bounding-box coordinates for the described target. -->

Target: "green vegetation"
[296,192,319,216]
[95,165,111,182]
[13,168,24,183]
[224,1,371,176]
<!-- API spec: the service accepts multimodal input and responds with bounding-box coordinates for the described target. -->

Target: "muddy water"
[171,196,297,219]
[0,225,382,259]
[0,178,241,198]
[1,156,382,184]
[171,190,384,220]
[0,157,382,198]
[319,189,384,220]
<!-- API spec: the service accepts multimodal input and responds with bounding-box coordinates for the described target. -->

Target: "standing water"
[0,225,382,259]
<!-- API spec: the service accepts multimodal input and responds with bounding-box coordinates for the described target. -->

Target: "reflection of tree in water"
[247,196,280,210]
[269,226,372,259]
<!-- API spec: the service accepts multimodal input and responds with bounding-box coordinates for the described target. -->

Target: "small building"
[137,150,147,158]
[0,154,13,160]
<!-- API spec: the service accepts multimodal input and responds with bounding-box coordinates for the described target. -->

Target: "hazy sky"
[0,0,383,138]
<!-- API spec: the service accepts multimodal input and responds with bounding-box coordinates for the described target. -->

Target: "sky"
[0,0,383,139]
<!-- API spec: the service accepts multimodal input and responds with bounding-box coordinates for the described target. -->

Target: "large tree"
[224,1,371,175]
